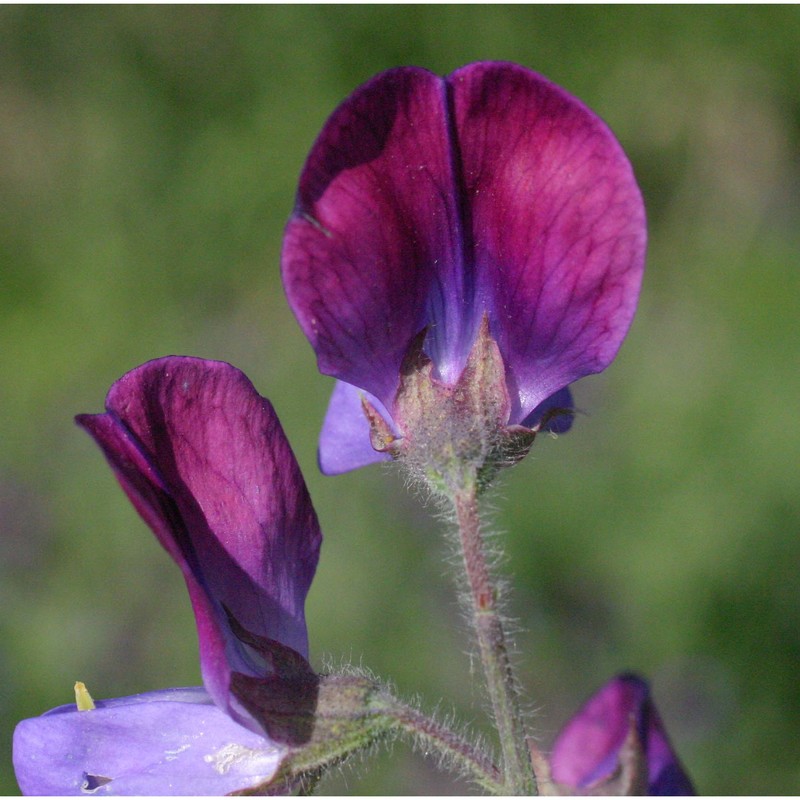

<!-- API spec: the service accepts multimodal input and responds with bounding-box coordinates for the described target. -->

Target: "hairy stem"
[377,696,504,794]
[453,486,537,795]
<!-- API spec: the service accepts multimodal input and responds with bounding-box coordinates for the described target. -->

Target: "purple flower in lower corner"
[538,673,694,795]
[13,357,322,795]
[282,62,646,481]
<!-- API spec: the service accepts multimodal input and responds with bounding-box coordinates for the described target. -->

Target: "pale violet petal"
[13,688,286,796]
[319,380,395,475]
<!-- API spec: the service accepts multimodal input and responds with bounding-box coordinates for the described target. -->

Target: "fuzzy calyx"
[363,315,541,495]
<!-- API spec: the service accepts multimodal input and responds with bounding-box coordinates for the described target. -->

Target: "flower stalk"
[254,677,505,795]
[372,694,504,794]
[453,484,536,795]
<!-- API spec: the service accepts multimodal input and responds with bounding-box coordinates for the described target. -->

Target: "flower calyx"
[362,315,548,495]
[226,613,392,794]
[234,672,395,795]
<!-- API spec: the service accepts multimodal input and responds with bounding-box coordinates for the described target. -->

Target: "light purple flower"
[282,62,646,475]
[13,689,285,795]
[550,673,694,795]
[13,357,322,795]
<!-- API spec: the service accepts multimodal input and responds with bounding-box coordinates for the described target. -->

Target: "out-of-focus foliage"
[1,6,798,794]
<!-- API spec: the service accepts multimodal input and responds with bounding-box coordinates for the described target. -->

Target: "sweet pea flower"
[282,62,645,479]
[13,357,322,795]
[541,673,695,795]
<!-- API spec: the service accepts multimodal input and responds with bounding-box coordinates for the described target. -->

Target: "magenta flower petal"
[550,673,694,795]
[283,66,464,407]
[76,357,322,731]
[13,688,284,795]
[451,62,646,421]
[319,380,394,475]
[282,62,645,458]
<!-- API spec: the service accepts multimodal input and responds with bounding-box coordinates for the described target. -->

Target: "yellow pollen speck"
[74,681,95,711]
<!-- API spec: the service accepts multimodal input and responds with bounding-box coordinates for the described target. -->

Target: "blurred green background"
[1,5,798,794]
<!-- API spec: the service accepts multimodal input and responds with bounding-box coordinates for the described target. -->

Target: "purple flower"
[13,357,322,795]
[13,689,287,795]
[282,62,646,476]
[548,673,694,795]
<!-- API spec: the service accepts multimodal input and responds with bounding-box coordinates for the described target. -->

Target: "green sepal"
[231,673,394,795]
[361,315,570,496]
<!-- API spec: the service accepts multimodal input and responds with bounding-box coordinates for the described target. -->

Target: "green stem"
[453,486,537,795]
[378,698,504,794]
